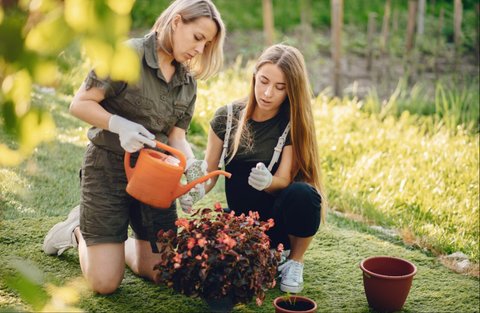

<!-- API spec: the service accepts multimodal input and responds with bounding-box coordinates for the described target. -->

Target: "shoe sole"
[280,282,304,293]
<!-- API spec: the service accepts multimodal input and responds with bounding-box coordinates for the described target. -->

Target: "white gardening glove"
[178,159,207,213]
[108,114,156,153]
[248,162,273,191]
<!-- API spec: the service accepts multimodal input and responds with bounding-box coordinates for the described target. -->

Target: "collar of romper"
[144,32,190,87]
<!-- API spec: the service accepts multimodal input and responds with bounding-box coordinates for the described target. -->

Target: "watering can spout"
[173,170,232,199]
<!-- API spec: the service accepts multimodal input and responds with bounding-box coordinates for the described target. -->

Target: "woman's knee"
[87,271,124,295]
[281,182,322,210]
[276,182,321,235]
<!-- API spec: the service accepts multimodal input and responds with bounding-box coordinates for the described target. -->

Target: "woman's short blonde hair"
[150,0,225,80]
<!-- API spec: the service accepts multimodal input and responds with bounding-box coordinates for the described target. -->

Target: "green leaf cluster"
[0,0,139,166]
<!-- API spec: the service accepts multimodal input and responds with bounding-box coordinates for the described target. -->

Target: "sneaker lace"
[289,262,303,281]
[285,261,303,282]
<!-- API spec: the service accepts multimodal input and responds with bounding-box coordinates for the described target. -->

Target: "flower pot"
[273,295,317,313]
[204,295,234,313]
[360,256,417,312]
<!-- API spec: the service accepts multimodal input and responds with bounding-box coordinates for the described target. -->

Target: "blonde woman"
[42,0,225,294]
[203,44,326,293]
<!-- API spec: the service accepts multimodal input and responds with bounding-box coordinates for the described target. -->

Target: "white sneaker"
[43,205,80,256]
[279,259,304,293]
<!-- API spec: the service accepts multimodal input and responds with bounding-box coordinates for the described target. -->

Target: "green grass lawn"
[1,68,479,312]
[1,208,479,312]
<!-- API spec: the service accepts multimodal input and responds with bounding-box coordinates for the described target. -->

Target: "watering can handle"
[153,140,187,168]
[125,152,133,180]
[124,140,188,181]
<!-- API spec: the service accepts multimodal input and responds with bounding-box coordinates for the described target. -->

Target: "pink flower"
[198,238,207,247]
[218,233,236,249]
[277,243,284,252]
[187,237,196,250]
[267,218,275,228]
[256,297,263,306]
[173,253,182,264]
[175,218,190,231]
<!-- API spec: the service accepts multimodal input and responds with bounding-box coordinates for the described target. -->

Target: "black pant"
[266,182,322,249]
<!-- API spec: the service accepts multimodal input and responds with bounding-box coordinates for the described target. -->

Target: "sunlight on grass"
[192,69,479,261]
[0,168,32,215]
[314,95,479,260]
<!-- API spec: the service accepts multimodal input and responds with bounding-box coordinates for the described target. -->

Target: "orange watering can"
[125,140,231,208]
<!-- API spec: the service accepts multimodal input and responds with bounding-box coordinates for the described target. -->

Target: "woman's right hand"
[108,115,156,153]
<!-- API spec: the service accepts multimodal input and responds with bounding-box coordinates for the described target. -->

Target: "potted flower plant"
[154,203,282,312]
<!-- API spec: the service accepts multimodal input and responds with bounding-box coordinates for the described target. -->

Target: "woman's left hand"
[248,162,273,191]
[178,159,207,213]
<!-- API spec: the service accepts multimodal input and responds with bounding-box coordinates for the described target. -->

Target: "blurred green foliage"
[132,0,477,35]
[0,0,139,167]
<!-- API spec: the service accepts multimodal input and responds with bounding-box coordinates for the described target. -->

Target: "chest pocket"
[122,92,155,122]
[151,99,189,134]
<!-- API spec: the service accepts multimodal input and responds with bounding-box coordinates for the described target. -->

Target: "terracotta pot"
[273,295,317,313]
[360,256,417,312]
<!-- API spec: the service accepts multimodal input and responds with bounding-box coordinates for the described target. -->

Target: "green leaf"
[4,258,49,311]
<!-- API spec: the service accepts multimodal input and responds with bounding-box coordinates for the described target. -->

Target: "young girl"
[42,0,225,294]
[203,44,326,293]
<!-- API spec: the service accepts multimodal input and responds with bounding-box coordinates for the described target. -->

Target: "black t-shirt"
[210,102,291,218]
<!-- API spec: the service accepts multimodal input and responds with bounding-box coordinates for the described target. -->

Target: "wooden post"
[405,0,418,54]
[367,12,377,71]
[331,0,343,97]
[417,0,426,37]
[381,0,391,53]
[262,0,275,46]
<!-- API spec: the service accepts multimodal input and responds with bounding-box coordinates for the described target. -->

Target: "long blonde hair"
[150,0,225,80]
[229,44,327,220]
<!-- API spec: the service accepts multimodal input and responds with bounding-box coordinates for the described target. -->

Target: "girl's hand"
[178,159,208,213]
[248,162,273,191]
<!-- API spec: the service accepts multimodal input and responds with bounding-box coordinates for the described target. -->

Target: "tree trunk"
[262,0,275,46]
[454,0,463,49]
[417,0,426,37]
[454,0,463,70]
[331,0,343,97]
[367,12,377,71]
[300,0,312,30]
[438,7,444,36]
[392,9,399,33]
[406,0,418,54]
[381,0,391,53]
[476,4,479,64]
